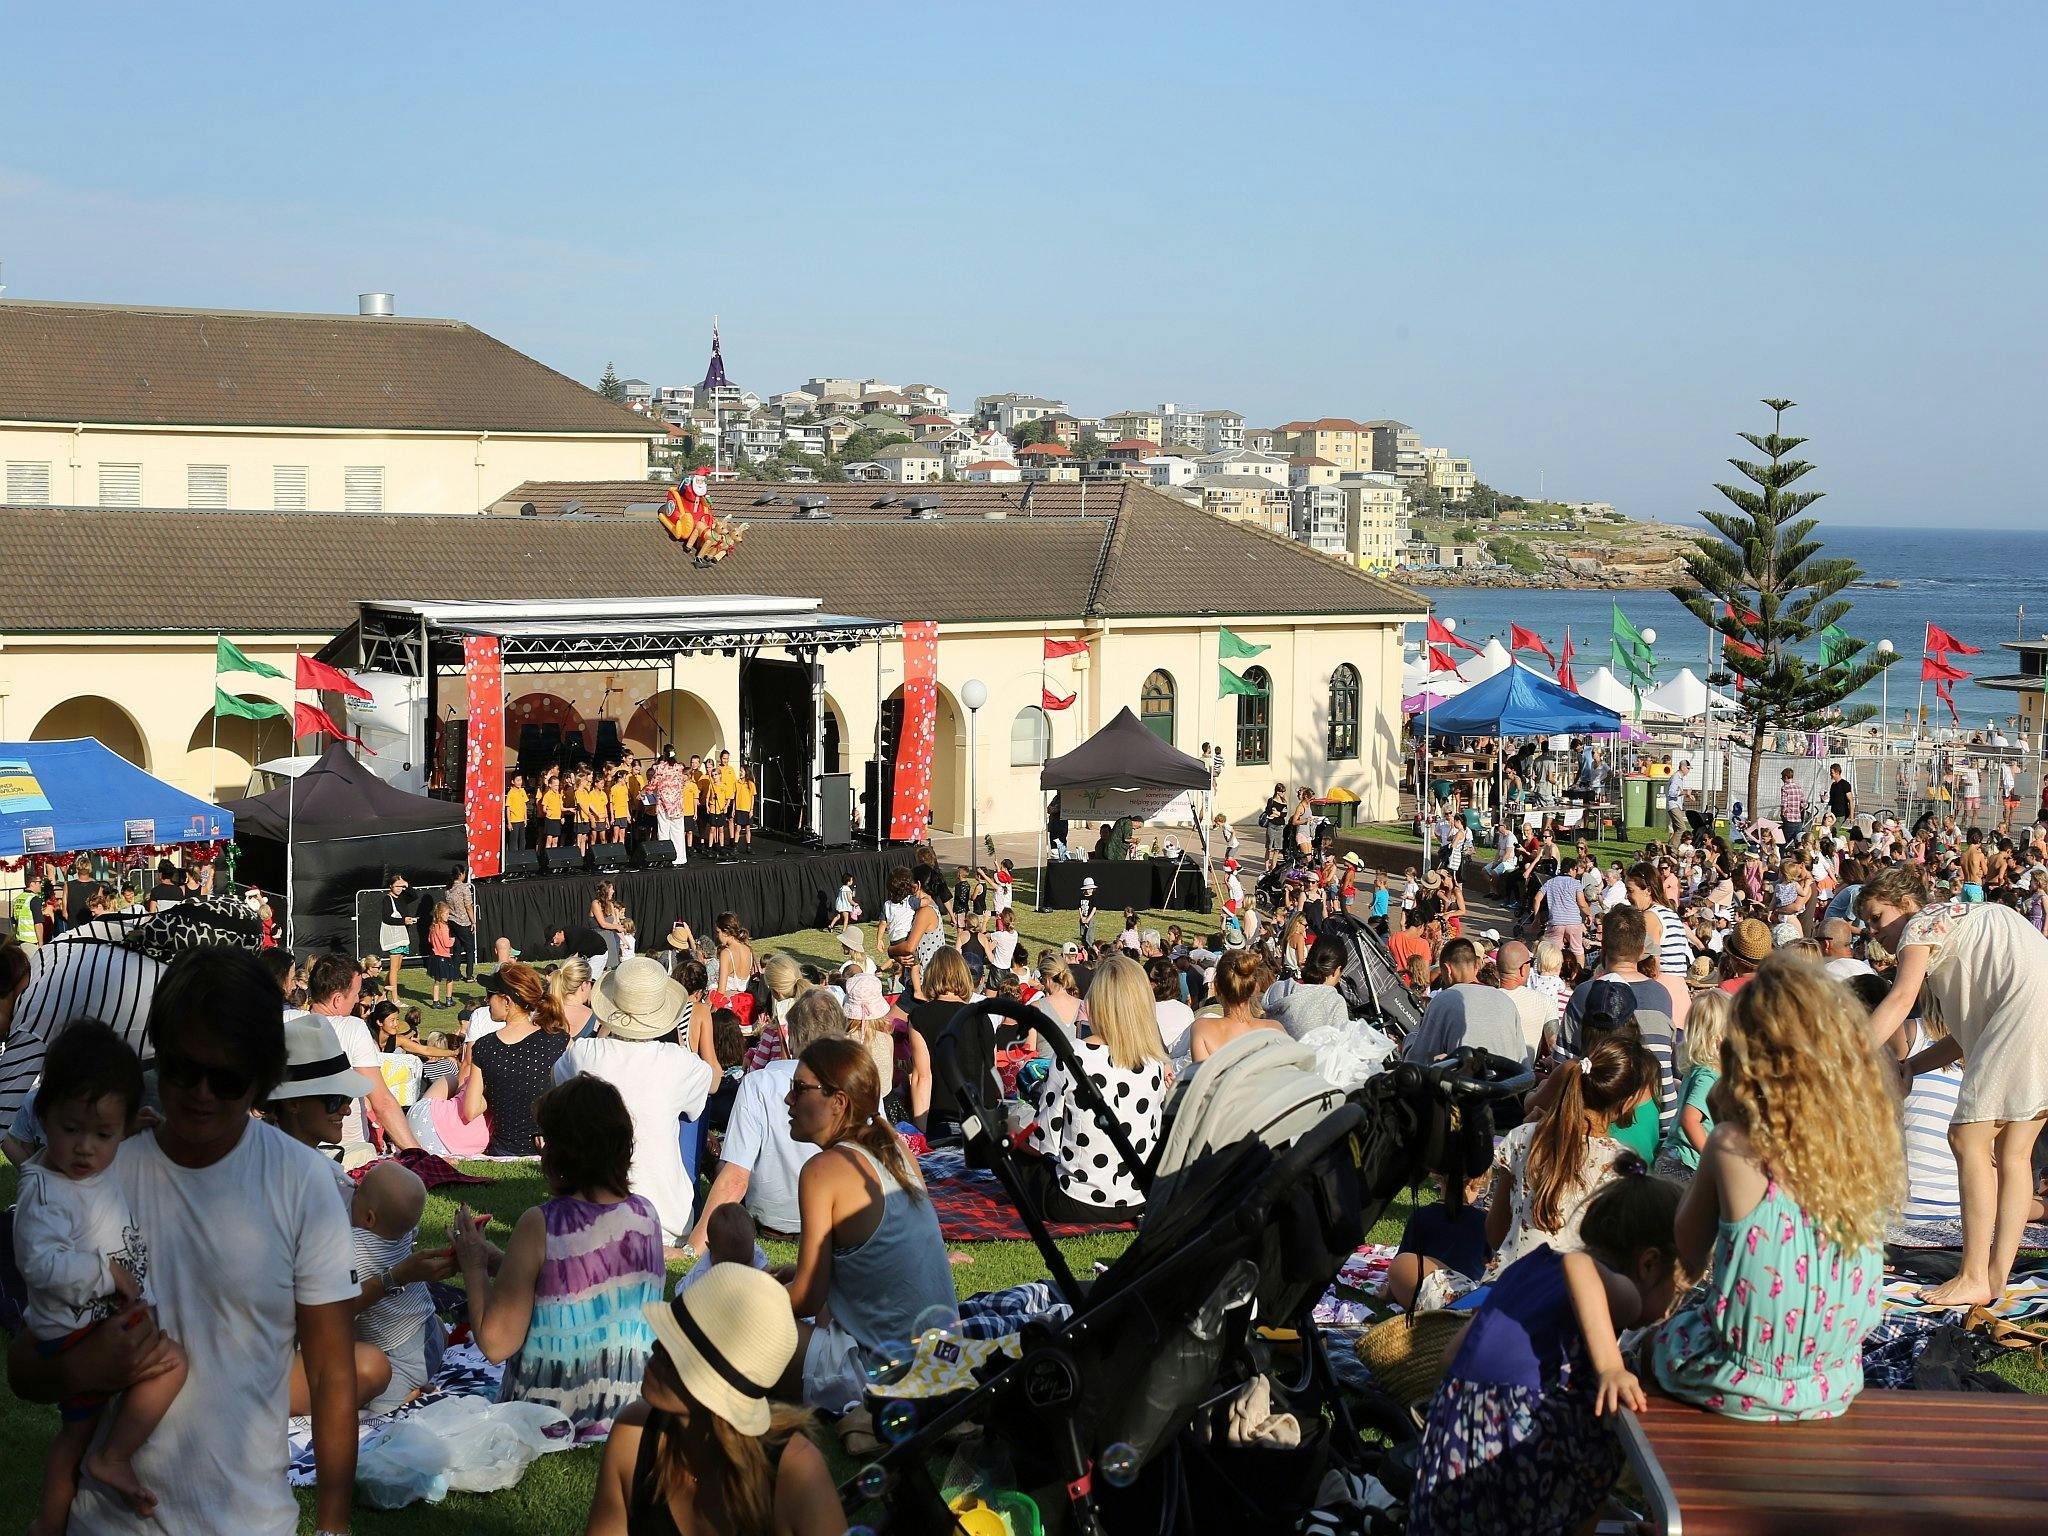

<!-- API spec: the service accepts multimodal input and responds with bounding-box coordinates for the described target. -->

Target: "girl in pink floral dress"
[1651,956,1902,1420]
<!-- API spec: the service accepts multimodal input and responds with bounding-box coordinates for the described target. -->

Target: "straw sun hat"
[271,1014,369,1102]
[645,1265,798,1436]
[592,955,692,1042]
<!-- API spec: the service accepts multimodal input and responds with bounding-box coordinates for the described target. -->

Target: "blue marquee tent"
[1420,664,1624,738]
[1,738,233,856]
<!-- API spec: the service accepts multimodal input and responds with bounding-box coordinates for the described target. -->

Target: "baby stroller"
[848,998,1529,1534]
[1317,912,1424,1039]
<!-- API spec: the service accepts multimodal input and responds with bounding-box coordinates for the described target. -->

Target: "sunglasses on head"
[156,1051,256,1101]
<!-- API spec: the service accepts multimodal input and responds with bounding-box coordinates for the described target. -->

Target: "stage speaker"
[642,842,675,869]
[440,718,467,793]
[594,845,628,871]
[505,847,539,876]
[819,772,853,849]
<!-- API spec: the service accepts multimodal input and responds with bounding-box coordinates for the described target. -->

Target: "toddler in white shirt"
[13,1021,188,1530]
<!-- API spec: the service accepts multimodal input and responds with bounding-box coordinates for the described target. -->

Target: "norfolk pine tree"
[1673,399,1895,815]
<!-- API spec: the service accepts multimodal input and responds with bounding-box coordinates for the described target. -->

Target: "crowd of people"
[5,731,2048,1534]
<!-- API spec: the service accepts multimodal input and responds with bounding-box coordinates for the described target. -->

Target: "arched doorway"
[878,683,966,837]
[186,702,289,801]
[821,692,848,774]
[623,689,723,761]
[505,690,586,770]
[33,695,149,769]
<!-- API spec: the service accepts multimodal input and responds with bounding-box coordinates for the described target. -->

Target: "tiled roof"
[868,443,941,460]
[1289,455,1337,467]
[0,479,1423,632]
[1277,418,1371,434]
[0,299,652,435]
[1017,443,1071,457]
[1104,438,1159,453]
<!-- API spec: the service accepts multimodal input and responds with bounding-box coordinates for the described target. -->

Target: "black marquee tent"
[1037,708,1214,910]
[223,743,466,953]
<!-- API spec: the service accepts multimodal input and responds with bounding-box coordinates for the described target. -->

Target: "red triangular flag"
[1921,654,1971,683]
[294,700,372,752]
[1042,686,1076,711]
[1043,636,1089,659]
[1925,622,1980,657]
[1934,678,1962,725]
[1510,623,1555,665]
[1427,646,1460,673]
[296,653,373,700]
[1427,615,1480,653]
[1555,628,1578,692]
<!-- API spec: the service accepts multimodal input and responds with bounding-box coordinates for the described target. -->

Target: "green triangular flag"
[217,634,286,679]
[1819,624,1851,670]
[214,686,290,721]
[1219,627,1269,660]
[1219,664,1268,699]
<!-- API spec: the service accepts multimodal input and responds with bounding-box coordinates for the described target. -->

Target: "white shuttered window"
[187,464,230,507]
[344,466,385,513]
[5,461,52,503]
[273,465,308,510]
[98,463,143,507]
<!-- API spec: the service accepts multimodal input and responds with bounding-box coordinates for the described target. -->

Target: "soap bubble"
[913,1304,957,1344]
[878,1399,918,1444]
[856,1463,890,1499]
[846,1528,877,1536]
[1099,1442,1140,1488]
[860,1340,912,1386]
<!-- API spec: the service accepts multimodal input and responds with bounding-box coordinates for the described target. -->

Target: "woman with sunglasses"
[267,1014,449,1413]
[464,962,569,1158]
[777,1038,956,1409]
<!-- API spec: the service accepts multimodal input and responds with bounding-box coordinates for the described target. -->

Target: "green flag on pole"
[214,687,289,721]
[1819,624,1852,670]
[1218,628,1269,659]
[217,635,286,679]
[1610,602,1655,689]
[1219,664,1268,699]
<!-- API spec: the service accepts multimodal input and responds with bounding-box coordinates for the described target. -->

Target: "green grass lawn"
[1355,820,1671,871]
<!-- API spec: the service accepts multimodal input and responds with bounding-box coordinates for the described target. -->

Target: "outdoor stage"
[475,843,911,955]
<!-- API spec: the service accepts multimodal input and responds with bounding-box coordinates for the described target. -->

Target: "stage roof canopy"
[344,595,899,674]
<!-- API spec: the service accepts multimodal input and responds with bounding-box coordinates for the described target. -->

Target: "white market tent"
[1578,666,1638,715]
[1641,668,1738,721]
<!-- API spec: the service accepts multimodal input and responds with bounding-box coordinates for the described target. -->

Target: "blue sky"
[4,2,2043,526]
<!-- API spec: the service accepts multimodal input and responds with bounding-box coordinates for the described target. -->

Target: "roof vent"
[358,292,395,317]
[794,495,833,520]
[902,496,943,521]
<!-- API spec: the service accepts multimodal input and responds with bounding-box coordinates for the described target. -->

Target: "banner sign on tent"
[889,622,938,840]
[462,636,506,878]
[0,760,51,815]
[21,826,54,855]
[123,819,156,847]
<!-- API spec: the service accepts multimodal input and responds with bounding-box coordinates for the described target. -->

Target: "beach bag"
[356,1395,575,1508]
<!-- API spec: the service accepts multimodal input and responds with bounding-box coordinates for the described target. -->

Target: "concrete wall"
[0,612,1410,835]
[0,423,649,514]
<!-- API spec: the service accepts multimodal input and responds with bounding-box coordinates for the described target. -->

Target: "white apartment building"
[1158,403,1209,451]
[803,377,862,402]
[869,442,944,482]
[1201,409,1245,453]
[1144,455,1199,490]
[1192,472,1291,534]
[902,383,950,411]
[1193,448,1290,486]
[1291,482,1348,557]
[975,393,1068,434]
[722,413,784,465]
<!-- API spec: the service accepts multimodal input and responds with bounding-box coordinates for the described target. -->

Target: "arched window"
[1010,705,1051,766]
[1327,663,1361,760]
[1140,670,1176,745]
[1235,666,1270,765]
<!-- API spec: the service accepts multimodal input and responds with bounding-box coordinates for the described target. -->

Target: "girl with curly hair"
[1651,955,1903,1420]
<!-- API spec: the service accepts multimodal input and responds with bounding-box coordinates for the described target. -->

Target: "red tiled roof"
[1104,438,1159,453]
[907,413,951,425]
[1289,455,1336,467]
[1278,418,1370,434]
[964,460,1016,471]
[1017,443,1071,457]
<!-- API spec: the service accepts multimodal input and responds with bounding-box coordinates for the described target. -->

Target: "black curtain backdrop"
[474,846,913,955]
[1041,858,1211,913]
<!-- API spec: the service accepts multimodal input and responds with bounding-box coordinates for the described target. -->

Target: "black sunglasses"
[157,1051,256,1101]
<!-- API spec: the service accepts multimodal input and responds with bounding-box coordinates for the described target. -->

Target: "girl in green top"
[1657,991,1732,1181]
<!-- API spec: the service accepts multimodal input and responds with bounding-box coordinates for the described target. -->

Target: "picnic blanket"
[918,1147,1137,1243]
[287,1340,503,1486]
[346,1148,488,1191]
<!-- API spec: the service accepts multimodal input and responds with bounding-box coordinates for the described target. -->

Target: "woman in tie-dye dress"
[454,1075,665,1441]
[1652,956,1902,1420]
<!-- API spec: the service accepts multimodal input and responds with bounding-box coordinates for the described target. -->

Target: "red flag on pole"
[1925,622,1980,657]
[1934,678,1962,725]
[1427,615,1479,654]
[1043,637,1089,659]
[296,653,373,700]
[1041,686,1076,711]
[1921,654,1971,683]
[1510,624,1555,665]
[1428,646,1460,673]
[294,700,371,751]
[1556,628,1578,692]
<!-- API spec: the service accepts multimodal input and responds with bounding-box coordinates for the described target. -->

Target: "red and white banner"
[463,637,505,877]
[889,622,938,840]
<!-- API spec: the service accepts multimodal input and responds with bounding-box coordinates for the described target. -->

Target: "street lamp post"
[962,678,988,860]
[1877,640,1895,760]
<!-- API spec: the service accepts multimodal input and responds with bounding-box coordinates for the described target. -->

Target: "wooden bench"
[1618,1389,2048,1535]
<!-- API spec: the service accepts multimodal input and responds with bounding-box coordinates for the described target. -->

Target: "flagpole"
[211,632,221,802]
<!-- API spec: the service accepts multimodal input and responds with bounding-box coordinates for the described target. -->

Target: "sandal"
[837,1405,884,1458]
[1965,1304,2048,1365]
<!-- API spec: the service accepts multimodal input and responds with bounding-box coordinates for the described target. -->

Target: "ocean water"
[1417,525,2048,730]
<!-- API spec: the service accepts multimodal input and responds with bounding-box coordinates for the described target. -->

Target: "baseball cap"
[1580,979,1640,1034]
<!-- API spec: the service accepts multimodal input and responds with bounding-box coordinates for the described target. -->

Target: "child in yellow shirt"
[734,765,757,846]
[505,773,530,849]
[540,769,564,850]
[608,769,632,843]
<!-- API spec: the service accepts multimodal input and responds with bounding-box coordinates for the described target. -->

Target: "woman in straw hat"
[453,1075,664,1442]
[585,1265,846,1534]
[553,957,717,1251]
[780,1038,957,1410]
